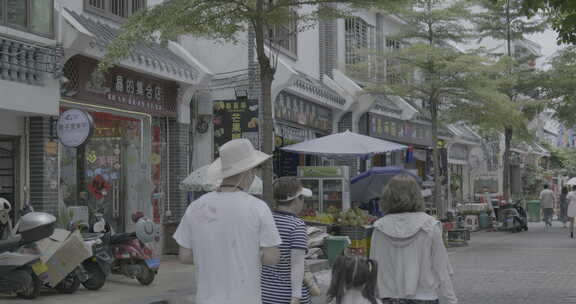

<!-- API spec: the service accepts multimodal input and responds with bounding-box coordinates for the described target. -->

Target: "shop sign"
[213,97,259,157]
[275,92,332,132]
[298,166,343,177]
[368,113,433,147]
[57,109,93,148]
[65,56,178,117]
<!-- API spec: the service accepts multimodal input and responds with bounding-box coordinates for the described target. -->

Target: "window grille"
[85,0,146,21]
[345,17,376,80]
[268,10,298,56]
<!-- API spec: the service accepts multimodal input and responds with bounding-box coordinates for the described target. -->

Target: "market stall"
[281,131,407,257]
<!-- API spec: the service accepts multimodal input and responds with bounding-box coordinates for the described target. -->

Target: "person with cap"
[173,139,282,304]
[262,177,313,304]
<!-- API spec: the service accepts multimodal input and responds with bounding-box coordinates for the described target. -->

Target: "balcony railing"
[0,36,63,85]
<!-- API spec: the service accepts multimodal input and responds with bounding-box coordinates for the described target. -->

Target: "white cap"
[278,187,313,202]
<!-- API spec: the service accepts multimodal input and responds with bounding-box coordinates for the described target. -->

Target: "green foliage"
[541,46,576,126]
[475,0,547,48]
[100,0,396,71]
[542,142,576,176]
[521,163,551,199]
[520,0,576,44]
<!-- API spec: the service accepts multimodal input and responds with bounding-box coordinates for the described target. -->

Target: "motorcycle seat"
[110,232,137,244]
[0,236,22,253]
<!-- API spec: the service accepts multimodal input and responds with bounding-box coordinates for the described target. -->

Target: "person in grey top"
[540,184,555,230]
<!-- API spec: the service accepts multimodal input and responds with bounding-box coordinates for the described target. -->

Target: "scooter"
[20,205,83,294]
[79,232,112,290]
[0,211,56,299]
[501,200,528,233]
[72,213,114,291]
[103,213,158,285]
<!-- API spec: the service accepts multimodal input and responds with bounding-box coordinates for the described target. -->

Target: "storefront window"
[60,109,145,233]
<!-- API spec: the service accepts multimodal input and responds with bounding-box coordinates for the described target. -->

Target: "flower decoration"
[88,174,112,200]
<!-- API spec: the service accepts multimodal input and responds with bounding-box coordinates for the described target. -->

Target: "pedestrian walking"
[539,184,555,230]
[370,173,458,304]
[261,177,312,304]
[567,185,576,238]
[173,139,282,304]
[326,255,381,304]
[560,187,569,228]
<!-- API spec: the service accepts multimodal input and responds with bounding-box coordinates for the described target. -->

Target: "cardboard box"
[36,229,91,286]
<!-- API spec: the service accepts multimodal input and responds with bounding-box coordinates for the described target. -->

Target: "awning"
[281,130,407,158]
[62,8,199,84]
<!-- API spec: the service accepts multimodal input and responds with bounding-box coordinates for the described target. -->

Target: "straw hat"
[207,139,271,181]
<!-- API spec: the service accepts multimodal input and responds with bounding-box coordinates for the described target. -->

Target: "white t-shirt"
[173,191,282,304]
[567,191,576,217]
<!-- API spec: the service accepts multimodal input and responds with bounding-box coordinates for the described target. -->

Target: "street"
[3,221,576,304]
[451,222,576,304]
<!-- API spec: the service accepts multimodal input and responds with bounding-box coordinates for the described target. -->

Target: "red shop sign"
[62,56,178,117]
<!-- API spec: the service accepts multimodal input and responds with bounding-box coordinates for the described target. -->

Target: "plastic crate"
[347,237,372,257]
[338,226,373,240]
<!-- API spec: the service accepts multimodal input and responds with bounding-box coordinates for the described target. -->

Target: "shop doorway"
[0,137,18,222]
[81,137,126,233]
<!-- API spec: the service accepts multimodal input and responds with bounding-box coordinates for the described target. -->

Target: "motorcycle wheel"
[82,262,106,290]
[136,263,155,286]
[55,271,81,294]
[15,270,41,299]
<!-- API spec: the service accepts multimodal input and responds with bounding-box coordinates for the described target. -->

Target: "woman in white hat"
[262,177,313,304]
[174,139,282,304]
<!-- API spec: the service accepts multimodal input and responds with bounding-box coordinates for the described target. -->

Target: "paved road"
[450,222,576,304]
[4,222,576,304]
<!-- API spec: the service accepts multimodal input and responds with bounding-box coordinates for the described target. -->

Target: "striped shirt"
[262,211,311,304]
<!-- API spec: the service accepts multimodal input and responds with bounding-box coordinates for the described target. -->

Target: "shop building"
[0,0,63,220]
[43,2,211,253]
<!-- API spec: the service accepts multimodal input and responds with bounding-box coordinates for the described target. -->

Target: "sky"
[529,29,566,69]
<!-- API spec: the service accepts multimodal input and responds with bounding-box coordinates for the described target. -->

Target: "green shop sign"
[299,166,343,177]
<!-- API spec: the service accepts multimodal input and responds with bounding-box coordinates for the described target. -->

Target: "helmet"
[132,211,145,223]
[0,198,11,225]
[135,217,155,243]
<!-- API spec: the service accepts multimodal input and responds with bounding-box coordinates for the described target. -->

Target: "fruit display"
[335,207,377,227]
[301,206,378,227]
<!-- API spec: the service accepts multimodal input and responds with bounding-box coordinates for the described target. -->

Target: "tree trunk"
[503,127,513,202]
[253,6,276,205]
[431,97,443,218]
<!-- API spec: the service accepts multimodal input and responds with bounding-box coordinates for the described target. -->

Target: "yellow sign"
[437,139,445,149]
[45,141,58,157]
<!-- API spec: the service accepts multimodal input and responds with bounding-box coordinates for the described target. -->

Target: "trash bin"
[479,211,491,229]
[325,236,351,265]
[526,200,541,222]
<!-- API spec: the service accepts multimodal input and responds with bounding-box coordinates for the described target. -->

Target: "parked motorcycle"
[79,232,113,290]
[501,200,528,233]
[0,211,56,299]
[77,212,159,286]
[20,205,83,294]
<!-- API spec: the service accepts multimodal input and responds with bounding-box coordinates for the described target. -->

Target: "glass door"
[82,137,125,233]
[322,179,343,212]
[300,179,320,215]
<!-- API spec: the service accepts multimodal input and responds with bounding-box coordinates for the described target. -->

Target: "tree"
[541,46,576,126]
[519,0,576,44]
[99,0,393,204]
[472,0,546,201]
[349,0,508,216]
